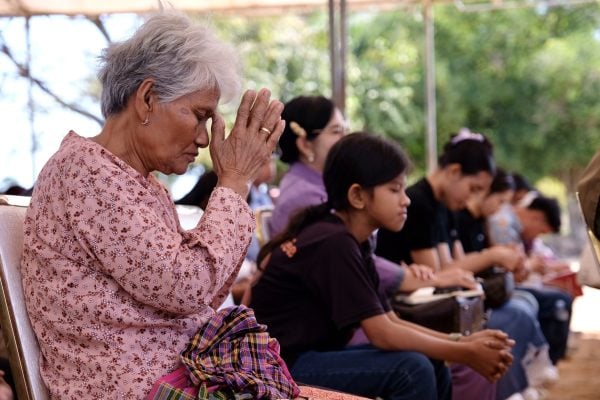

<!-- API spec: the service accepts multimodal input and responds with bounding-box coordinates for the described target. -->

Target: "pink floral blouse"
[21,132,254,399]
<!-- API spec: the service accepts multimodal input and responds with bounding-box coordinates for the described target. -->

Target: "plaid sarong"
[181,305,299,399]
[147,305,299,400]
[146,366,197,399]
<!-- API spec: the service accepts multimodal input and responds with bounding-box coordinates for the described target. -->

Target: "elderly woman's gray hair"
[98,12,242,118]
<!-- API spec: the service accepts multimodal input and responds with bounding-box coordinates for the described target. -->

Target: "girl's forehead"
[390,173,408,184]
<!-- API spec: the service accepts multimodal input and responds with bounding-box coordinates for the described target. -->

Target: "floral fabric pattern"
[21,131,254,399]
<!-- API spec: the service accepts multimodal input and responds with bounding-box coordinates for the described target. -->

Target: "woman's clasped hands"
[461,329,515,382]
[210,88,285,197]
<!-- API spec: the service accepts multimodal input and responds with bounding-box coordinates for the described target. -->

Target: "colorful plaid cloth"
[146,366,198,399]
[147,305,299,399]
[181,305,299,399]
[146,306,375,400]
[146,365,253,400]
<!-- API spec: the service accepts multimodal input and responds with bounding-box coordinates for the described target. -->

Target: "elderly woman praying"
[21,11,284,399]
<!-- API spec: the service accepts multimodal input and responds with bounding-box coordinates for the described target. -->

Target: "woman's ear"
[347,183,366,210]
[446,163,463,180]
[295,136,315,163]
[134,78,155,123]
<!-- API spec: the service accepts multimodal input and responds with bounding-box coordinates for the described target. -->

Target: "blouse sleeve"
[269,183,325,236]
[307,234,387,329]
[63,167,253,315]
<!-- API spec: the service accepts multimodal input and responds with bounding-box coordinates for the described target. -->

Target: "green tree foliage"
[346,9,425,166]
[206,4,600,184]
[211,13,331,104]
[434,5,600,186]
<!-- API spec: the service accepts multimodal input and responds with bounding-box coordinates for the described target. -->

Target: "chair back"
[0,196,50,400]
[576,192,600,267]
[254,206,274,247]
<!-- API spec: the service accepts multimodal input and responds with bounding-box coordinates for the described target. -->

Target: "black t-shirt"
[376,178,451,264]
[455,209,488,253]
[250,214,390,366]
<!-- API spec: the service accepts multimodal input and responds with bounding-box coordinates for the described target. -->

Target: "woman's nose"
[402,193,411,207]
[195,126,209,148]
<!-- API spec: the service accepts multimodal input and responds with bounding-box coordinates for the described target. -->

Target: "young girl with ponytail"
[250,132,514,400]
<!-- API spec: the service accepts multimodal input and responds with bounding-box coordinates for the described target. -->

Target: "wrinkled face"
[481,190,514,217]
[142,86,220,175]
[309,108,348,172]
[366,173,411,232]
[444,169,493,211]
[521,209,553,241]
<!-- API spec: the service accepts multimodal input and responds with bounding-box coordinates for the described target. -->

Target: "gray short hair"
[98,12,242,118]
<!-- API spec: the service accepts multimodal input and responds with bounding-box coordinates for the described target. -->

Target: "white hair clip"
[451,127,484,145]
[289,121,307,138]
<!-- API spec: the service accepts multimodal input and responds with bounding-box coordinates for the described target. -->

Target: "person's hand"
[462,329,514,349]
[525,254,547,274]
[461,329,515,382]
[487,245,525,272]
[543,259,572,277]
[512,263,530,283]
[433,267,477,290]
[403,263,435,281]
[210,88,285,198]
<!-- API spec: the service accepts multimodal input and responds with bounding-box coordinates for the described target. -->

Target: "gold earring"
[141,116,149,126]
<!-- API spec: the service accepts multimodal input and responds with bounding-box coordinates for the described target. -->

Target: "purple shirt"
[268,162,326,236]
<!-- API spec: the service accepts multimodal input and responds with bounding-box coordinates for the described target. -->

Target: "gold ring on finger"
[260,127,272,135]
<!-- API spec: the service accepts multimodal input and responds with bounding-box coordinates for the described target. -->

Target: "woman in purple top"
[269,95,475,293]
[268,96,348,237]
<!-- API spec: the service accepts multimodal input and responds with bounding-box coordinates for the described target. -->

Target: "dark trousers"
[517,286,573,364]
[290,344,452,400]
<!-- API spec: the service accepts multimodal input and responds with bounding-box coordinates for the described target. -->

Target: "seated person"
[271,95,475,295]
[250,132,514,400]
[268,95,347,237]
[266,98,485,398]
[487,193,574,364]
[376,130,523,277]
[456,169,558,398]
[511,173,538,207]
[175,169,218,210]
[376,130,550,400]
[0,183,32,196]
[489,194,570,278]
[20,11,287,399]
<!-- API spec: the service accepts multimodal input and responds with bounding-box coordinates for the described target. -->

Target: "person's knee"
[389,352,439,397]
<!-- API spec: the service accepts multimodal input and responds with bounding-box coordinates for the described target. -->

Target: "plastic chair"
[254,206,274,247]
[0,195,50,400]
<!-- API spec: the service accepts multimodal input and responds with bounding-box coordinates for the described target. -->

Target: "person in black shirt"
[376,133,552,400]
[377,129,523,273]
[457,168,516,254]
[251,132,514,400]
[456,169,561,398]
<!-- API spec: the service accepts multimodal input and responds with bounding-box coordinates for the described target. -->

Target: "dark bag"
[476,266,514,309]
[391,292,485,335]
